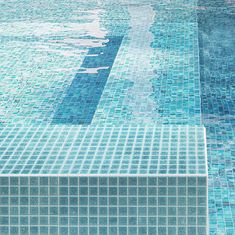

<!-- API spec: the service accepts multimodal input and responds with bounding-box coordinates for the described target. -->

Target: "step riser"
[0,176,208,235]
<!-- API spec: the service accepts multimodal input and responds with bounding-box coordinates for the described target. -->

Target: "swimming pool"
[0,0,234,234]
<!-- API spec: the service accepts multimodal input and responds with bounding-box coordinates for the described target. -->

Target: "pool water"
[198,0,235,234]
[0,0,234,234]
[0,0,202,125]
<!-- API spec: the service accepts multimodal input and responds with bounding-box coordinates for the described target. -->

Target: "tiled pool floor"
[0,0,201,125]
[0,0,234,234]
[198,0,235,234]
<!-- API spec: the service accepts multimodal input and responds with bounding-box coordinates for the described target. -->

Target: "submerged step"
[0,125,208,235]
[0,125,206,175]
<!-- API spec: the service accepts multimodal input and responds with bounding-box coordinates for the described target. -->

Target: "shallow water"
[0,0,234,234]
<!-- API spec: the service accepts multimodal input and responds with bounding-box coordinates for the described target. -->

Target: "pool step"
[0,125,208,235]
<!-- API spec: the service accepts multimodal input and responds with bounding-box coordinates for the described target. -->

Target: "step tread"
[0,125,207,175]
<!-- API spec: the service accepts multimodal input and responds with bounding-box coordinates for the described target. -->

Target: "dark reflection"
[52,36,123,124]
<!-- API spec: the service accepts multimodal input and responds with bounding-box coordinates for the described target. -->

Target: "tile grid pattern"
[0,1,210,235]
[0,0,202,125]
[0,125,206,175]
[92,3,201,125]
[198,0,235,234]
[0,176,207,235]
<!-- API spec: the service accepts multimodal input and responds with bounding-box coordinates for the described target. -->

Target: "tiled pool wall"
[0,176,207,235]
[198,0,235,234]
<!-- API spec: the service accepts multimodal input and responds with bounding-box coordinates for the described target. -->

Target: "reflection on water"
[122,5,157,122]
[0,0,202,125]
[93,1,202,125]
[0,0,234,233]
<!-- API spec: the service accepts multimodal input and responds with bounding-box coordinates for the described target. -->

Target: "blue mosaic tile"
[1,0,234,234]
[52,36,123,124]
[198,0,235,234]
[0,0,201,125]
[0,176,208,235]
[0,125,206,175]
[92,3,201,126]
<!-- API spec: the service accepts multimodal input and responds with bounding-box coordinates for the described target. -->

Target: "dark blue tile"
[52,36,123,124]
